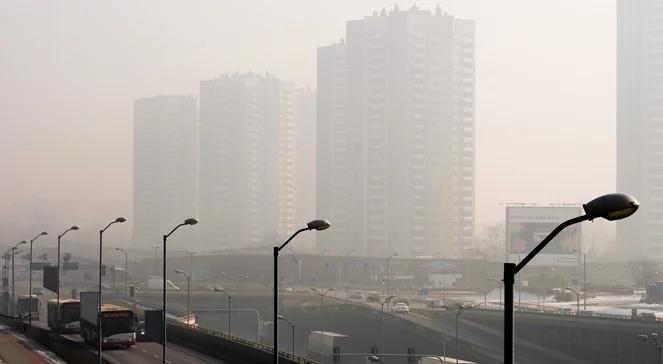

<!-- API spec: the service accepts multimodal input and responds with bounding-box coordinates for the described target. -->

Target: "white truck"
[147,276,179,290]
[79,292,136,348]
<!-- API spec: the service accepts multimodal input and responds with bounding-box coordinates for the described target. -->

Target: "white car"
[392,302,410,313]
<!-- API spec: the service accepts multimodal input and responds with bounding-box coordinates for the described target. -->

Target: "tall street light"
[564,287,580,314]
[488,277,502,307]
[57,225,79,344]
[115,248,129,306]
[273,219,330,364]
[476,251,488,308]
[98,217,126,364]
[311,287,334,364]
[385,253,398,296]
[10,242,25,317]
[278,314,295,356]
[379,295,396,362]
[28,232,47,328]
[455,305,465,364]
[152,245,160,275]
[175,269,192,326]
[503,193,639,364]
[339,248,357,288]
[213,286,231,335]
[162,218,198,364]
[574,248,587,310]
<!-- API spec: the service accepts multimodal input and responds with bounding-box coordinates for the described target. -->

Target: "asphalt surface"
[102,341,228,364]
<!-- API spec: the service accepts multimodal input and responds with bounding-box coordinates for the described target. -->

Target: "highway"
[103,341,228,364]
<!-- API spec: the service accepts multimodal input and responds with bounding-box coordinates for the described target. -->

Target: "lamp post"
[175,269,192,326]
[152,245,160,276]
[162,218,198,364]
[455,305,464,364]
[476,251,488,308]
[488,277,502,307]
[57,226,79,344]
[574,249,587,310]
[564,287,580,314]
[385,253,398,296]
[10,242,25,317]
[28,232,47,328]
[503,193,639,364]
[98,217,125,364]
[213,286,231,335]
[278,314,295,356]
[379,295,396,362]
[273,219,330,364]
[311,287,334,364]
[339,248,356,288]
[115,248,129,307]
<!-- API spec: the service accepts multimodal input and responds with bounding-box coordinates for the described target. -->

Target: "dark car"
[136,321,147,341]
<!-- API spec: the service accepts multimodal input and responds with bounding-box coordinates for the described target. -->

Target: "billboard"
[506,206,582,266]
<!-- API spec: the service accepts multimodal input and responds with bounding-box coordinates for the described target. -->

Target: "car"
[392,302,410,313]
[349,291,364,300]
[135,321,147,341]
[425,299,445,310]
[638,312,657,321]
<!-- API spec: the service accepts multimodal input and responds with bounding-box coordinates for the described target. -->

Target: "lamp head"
[583,193,639,221]
[40,232,48,236]
[18,241,26,246]
[71,226,79,231]
[307,219,331,231]
[115,217,126,223]
[213,286,224,292]
[184,218,199,225]
[174,269,184,274]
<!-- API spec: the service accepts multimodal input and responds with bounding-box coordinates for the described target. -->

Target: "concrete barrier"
[166,320,318,364]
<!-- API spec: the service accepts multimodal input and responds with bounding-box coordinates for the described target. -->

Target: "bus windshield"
[102,312,134,336]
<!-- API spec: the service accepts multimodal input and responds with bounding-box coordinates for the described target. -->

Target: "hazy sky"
[0,1,616,247]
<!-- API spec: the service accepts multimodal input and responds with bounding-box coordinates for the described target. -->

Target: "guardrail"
[132,302,317,364]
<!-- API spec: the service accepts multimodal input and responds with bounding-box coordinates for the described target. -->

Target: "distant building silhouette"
[133,95,198,250]
[198,73,315,251]
[617,0,663,258]
[317,6,475,257]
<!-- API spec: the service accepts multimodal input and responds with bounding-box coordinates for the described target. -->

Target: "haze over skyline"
[0,0,616,249]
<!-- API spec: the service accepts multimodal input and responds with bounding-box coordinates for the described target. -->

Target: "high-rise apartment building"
[317,5,475,257]
[617,0,663,258]
[133,95,198,250]
[198,73,313,251]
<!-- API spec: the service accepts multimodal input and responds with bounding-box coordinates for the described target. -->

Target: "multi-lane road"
[102,341,227,364]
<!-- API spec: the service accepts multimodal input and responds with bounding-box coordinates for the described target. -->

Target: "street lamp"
[488,277,502,307]
[385,253,398,296]
[476,251,488,308]
[57,225,78,344]
[28,232,47,328]
[278,314,295,356]
[213,286,231,335]
[10,241,25,317]
[115,248,129,307]
[311,287,334,363]
[574,248,587,310]
[454,304,465,364]
[162,218,198,364]
[379,295,396,362]
[273,219,330,363]
[564,287,580,314]
[175,269,192,327]
[152,245,160,276]
[98,217,125,364]
[503,193,639,364]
